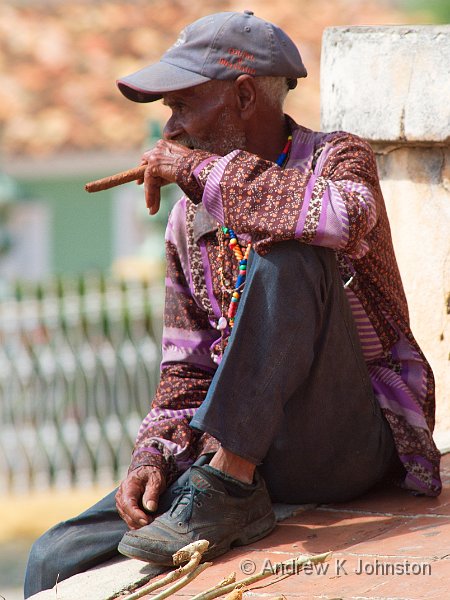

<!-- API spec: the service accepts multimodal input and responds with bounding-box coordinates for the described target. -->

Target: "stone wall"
[321,26,450,436]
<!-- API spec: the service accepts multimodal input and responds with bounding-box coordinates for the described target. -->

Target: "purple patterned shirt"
[130,118,441,497]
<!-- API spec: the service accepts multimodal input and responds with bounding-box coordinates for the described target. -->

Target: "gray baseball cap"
[117,11,307,103]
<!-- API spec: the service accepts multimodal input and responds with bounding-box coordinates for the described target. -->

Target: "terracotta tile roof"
[0,0,407,158]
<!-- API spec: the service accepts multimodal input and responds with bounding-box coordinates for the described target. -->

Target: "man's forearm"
[172,133,380,258]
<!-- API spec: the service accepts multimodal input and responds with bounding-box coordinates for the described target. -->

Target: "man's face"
[162,80,247,156]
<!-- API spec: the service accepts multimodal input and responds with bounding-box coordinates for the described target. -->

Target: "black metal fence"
[0,275,164,493]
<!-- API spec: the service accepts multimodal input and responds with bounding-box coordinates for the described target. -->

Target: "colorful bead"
[217,316,228,330]
[228,302,237,318]
[275,135,292,167]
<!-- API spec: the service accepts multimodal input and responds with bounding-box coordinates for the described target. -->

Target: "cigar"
[85,165,147,193]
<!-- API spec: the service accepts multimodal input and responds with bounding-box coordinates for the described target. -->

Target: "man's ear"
[234,75,257,120]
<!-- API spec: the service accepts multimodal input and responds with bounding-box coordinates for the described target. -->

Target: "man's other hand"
[116,465,166,530]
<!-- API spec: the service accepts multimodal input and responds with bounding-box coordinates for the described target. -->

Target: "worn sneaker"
[118,466,276,565]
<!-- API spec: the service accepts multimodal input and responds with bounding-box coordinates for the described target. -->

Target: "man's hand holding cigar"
[138,139,191,216]
[85,139,192,215]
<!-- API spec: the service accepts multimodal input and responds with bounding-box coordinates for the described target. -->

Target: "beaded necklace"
[216,135,293,344]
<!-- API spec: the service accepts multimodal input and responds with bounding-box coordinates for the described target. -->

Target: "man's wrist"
[128,451,166,476]
[175,149,219,204]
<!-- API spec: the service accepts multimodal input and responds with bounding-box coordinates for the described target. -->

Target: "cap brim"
[117,60,212,103]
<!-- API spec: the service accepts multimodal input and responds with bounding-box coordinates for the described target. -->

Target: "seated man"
[25,10,441,596]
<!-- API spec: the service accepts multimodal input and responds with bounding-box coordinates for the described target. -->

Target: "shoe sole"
[118,510,276,565]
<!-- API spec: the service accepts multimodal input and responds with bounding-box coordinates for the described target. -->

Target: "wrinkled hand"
[138,140,191,216]
[116,465,166,530]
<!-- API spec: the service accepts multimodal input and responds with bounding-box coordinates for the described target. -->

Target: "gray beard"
[176,134,246,156]
[175,117,247,156]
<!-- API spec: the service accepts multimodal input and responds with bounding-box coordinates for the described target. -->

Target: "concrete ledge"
[321,25,450,143]
[29,556,165,600]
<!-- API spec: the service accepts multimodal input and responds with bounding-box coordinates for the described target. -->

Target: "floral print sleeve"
[176,131,380,258]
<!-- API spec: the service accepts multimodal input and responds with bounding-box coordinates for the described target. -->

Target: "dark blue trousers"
[25,241,396,597]
[192,241,396,502]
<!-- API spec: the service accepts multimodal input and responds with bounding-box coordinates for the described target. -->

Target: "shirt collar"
[193,203,218,243]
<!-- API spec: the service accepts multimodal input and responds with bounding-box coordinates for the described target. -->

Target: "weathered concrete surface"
[28,556,166,600]
[321,25,450,435]
[375,144,450,429]
[321,26,450,143]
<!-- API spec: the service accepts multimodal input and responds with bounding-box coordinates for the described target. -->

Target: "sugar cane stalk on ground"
[122,540,211,600]
[121,538,331,600]
[189,551,332,600]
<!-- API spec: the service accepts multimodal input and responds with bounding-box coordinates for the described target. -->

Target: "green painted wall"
[19,176,113,275]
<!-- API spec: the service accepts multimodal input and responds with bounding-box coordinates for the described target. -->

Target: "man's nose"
[163,118,183,140]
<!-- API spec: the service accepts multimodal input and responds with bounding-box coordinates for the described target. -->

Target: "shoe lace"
[169,482,212,519]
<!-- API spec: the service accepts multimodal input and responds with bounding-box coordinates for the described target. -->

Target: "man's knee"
[245,241,338,324]
[251,240,336,287]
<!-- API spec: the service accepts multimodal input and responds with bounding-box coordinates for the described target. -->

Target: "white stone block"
[29,556,165,600]
[321,26,450,142]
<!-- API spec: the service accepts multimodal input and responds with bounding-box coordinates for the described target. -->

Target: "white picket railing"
[0,275,164,493]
